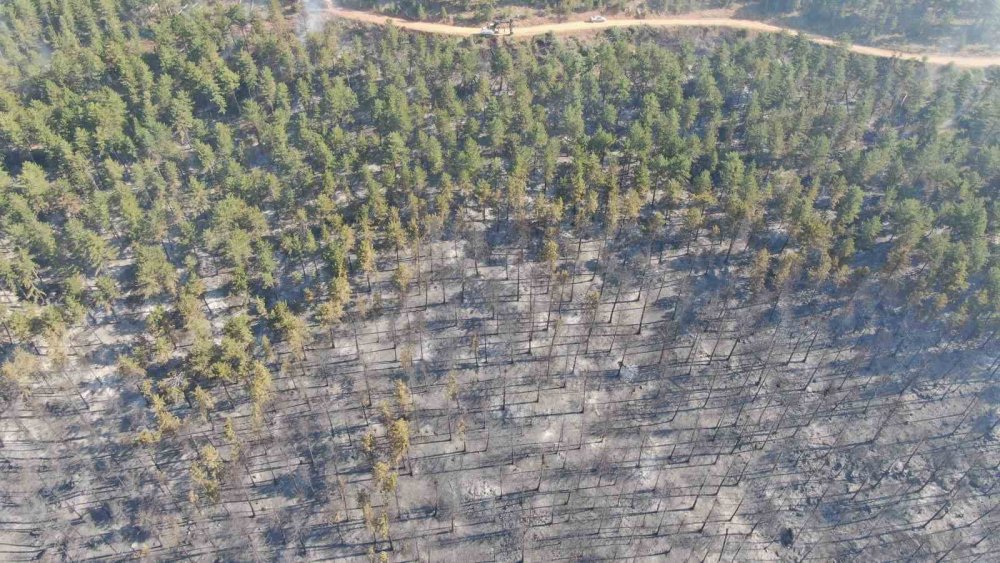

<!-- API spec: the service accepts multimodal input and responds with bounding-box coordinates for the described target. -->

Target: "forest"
[0,0,998,560]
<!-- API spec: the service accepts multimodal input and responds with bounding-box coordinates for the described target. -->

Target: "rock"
[779,527,794,547]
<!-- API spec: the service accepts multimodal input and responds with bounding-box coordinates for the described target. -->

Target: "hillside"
[1,0,998,561]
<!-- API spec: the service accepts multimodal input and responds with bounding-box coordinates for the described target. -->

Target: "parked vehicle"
[589,15,607,23]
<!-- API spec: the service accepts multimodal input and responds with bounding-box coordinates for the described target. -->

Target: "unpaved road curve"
[324,7,1000,69]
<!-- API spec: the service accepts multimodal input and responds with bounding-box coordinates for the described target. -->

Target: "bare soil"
[319,5,1000,68]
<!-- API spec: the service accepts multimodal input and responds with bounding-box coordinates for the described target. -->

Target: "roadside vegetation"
[342,0,1000,51]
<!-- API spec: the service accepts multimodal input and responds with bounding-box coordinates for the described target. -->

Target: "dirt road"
[323,7,1000,69]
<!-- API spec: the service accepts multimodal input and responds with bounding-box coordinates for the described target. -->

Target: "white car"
[478,27,496,36]
[589,15,607,23]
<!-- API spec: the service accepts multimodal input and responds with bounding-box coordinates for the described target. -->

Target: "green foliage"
[135,245,177,298]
